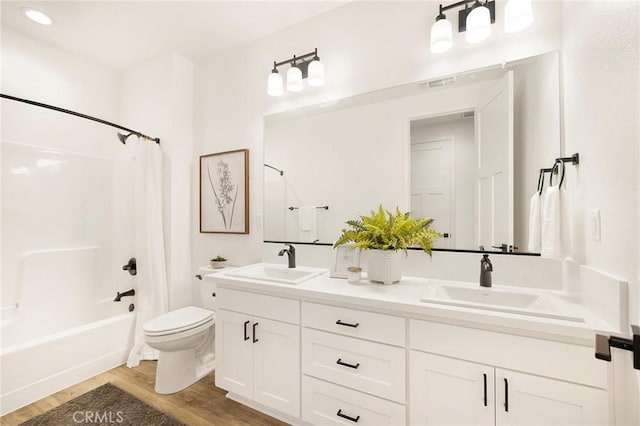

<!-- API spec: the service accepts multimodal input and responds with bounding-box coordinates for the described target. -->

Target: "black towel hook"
[536,169,544,194]
[538,168,553,195]
[550,158,566,188]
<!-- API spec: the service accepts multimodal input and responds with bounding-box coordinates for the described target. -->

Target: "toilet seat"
[144,306,214,337]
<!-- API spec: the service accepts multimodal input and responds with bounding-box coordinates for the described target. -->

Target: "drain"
[129,303,135,312]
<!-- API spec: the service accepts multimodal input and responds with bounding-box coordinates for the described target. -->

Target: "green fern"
[334,205,441,255]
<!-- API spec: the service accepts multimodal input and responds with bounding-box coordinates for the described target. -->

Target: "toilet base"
[155,348,212,394]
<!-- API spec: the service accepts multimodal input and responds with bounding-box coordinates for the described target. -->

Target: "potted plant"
[334,205,440,284]
[210,255,227,269]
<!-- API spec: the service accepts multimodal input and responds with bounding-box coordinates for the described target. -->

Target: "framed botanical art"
[200,149,249,234]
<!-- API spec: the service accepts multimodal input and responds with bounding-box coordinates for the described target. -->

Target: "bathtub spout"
[114,289,135,302]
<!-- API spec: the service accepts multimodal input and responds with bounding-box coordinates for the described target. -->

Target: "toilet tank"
[197,267,218,311]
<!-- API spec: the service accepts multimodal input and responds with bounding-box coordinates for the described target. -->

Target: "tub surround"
[208,264,623,425]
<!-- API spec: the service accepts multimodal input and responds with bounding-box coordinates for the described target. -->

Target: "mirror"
[263,52,560,254]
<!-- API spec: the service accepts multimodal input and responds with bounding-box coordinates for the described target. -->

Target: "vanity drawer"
[302,328,405,403]
[302,302,405,346]
[302,376,406,426]
[216,287,299,324]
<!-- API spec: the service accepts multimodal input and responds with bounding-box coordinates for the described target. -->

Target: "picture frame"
[200,149,249,234]
[330,244,361,279]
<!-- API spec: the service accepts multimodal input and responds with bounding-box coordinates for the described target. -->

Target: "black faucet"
[278,244,296,268]
[480,254,493,288]
[114,289,136,302]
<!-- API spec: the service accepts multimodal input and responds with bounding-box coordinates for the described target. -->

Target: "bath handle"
[253,322,259,343]
[243,321,250,341]
[122,258,137,276]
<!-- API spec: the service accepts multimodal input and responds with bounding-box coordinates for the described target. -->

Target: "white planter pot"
[210,260,227,269]
[367,249,402,285]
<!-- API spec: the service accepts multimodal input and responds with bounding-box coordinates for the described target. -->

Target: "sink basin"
[226,263,326,284]
[421,280,583,322]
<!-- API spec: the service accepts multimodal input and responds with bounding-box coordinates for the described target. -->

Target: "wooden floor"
[1,361,288,426]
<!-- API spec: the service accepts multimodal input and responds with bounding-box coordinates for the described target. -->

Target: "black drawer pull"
[504,378,509,412]
[336,409,360,423]
[243,320,250,341]
[253,322,259,343]
[336,358,360,369]
[336,320,359,328]
[483,373,487,407]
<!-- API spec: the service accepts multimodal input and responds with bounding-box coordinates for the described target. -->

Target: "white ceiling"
[1,1,348,70]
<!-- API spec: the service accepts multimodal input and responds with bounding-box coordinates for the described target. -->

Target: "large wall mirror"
[263,51,560,254]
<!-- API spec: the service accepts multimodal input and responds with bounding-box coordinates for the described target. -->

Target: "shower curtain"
[127,137,169,367]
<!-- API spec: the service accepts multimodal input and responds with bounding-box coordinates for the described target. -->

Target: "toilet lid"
[144,306,214,335]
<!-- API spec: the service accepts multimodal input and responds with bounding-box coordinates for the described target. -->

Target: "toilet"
[143,277,217,394]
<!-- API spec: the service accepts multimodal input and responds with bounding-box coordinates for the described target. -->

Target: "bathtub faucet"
[114,289,136,302]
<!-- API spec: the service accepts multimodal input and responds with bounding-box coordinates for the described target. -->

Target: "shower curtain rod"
[0,93,160,144]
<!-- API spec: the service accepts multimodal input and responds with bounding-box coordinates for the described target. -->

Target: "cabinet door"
[252,316,300,418]
[215,309,253,399]
[410,351,494,426]
[495,369,609,426]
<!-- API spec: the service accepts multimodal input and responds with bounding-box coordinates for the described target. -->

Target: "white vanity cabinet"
[212,272,615,425]
[410,320,610,426]
[215,288,301,418]
[301,302,407,425]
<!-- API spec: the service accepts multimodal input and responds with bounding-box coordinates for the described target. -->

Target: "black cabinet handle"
[243,321,250,341]
[336,409,360,423]
[483,373,488,407]
[504,378,509,412]
[336,320,359,328]
[336,358,360,369]
[253,322,259,343]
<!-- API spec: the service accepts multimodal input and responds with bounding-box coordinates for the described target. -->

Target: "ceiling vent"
[422,75,457,89]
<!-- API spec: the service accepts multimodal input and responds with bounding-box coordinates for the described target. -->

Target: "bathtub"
[0,312,135,415]
[1,143,138,415]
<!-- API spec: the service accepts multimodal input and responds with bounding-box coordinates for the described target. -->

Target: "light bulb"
[465,4,492,44]
[307,59,325,87]
[430,18,453,54]
[287,65,303,92]
[24,9,52,25]
[267,71,283,97]
[504,0,533,33]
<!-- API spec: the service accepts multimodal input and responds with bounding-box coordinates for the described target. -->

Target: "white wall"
[561,2,639,423]
[120,52,195,311]
[194,0,563,270]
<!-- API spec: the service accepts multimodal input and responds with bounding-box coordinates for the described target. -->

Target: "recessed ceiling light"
[24,9,53,26]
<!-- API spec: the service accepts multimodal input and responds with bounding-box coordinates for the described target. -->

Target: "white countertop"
[205,264,620,345]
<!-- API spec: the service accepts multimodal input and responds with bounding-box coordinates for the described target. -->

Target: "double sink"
[224,263,582,322]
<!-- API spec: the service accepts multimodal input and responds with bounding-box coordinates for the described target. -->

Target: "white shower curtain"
[127,137,169,368]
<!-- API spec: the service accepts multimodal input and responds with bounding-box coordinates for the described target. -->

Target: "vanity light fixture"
[430,0,533,53]
[267,48,324,96]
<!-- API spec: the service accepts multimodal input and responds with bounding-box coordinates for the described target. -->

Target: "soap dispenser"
[480,254,493,288]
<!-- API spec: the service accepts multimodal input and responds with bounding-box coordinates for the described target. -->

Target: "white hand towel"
[527,192,542,253]
[541,186,563,259]
[298,206,317,242]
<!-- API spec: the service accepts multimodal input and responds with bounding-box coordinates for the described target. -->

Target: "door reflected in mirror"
[264,52,560,254]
